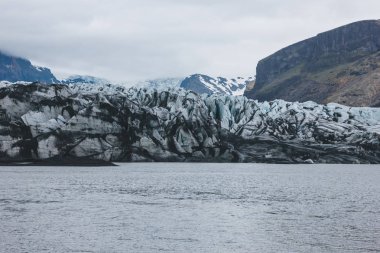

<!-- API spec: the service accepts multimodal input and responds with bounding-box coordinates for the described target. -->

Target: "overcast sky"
[0,0,379,81]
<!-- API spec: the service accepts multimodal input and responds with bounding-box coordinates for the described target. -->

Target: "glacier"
[0,82,379,164]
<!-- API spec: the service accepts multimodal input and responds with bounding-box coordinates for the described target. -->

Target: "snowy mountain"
[128,77,183,90]
[180,74,254,96]
[0,51,58,83]
[62,76,183,91]
[63,75,252,97]
[61,75,111,85]
[0,82,379,164]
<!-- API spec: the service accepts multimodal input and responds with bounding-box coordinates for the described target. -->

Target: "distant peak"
[0,50,58,83]
[181,74,254,96]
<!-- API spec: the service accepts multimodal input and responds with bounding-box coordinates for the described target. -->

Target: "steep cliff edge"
[245,20,380,107]
[0,82,379,163]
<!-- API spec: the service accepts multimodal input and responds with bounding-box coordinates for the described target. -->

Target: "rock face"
[0,51,58,83]
[245,20,380,107]
[181,74,254,96]
[0,82,379,163]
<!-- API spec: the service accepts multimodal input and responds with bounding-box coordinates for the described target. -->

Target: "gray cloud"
[0,0,379,81]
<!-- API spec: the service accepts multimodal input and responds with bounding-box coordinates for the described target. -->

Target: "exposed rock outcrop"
[245,20,380,107]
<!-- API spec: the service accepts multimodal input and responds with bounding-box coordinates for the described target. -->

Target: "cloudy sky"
[0,0,379,81]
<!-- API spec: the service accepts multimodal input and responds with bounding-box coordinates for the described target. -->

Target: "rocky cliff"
[245,20,380,107]
[0,51,58,84]
[0,82,379,164]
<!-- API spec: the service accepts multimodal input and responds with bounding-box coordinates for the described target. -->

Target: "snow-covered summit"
[0,51,58,84]
[180,74,254,96]
[128,77,183,90]
[59,74,253,97]
[61,75,111,85]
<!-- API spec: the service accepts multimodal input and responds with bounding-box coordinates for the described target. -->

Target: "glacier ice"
[0,82,379,164]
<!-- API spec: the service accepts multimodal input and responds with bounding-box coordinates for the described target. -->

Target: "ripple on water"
[0,164,379,253]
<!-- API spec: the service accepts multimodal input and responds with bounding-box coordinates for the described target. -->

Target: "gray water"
[0,164,379,253]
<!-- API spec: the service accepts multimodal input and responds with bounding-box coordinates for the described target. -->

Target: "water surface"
[0,163,379,252]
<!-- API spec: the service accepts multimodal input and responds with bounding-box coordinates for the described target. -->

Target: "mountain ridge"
[245,19,380,107]
[0,51,58,84]
[0,52,251,96]
[180,74,254,96]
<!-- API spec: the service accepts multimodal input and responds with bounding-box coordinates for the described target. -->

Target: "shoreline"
[0,159,117,167]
